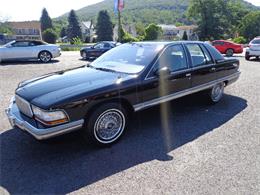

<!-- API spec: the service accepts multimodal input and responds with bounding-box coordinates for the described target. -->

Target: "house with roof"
[158,24,198,40]
[7,21,42,40]
[81,21,96,43]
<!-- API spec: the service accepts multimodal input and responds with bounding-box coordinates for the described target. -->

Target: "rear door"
[142,44,191,103]
[185,43,217,87]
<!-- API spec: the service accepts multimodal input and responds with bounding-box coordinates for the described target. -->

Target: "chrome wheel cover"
[211,83,224,102]
[94,109,125,144]
[40,52,51,62]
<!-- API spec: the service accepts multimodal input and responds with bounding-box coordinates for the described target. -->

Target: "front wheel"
[83,103,128,146]
[208,82,225,104]
[39,51,52,63]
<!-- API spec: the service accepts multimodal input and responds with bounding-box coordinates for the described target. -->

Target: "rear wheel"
[208,82,225,104]
[83,103,128,146]
[39,51,52,63]
[226,49,234,57]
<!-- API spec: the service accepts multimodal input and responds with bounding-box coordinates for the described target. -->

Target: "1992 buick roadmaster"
[6,41,240,146]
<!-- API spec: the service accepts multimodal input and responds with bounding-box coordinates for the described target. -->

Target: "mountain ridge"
[57,0,259,25]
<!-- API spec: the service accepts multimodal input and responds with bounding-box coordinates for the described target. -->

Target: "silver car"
[245,38,260,61]
[0,40,61,63]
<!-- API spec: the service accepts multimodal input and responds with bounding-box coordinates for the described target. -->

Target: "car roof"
[133,41,207,46]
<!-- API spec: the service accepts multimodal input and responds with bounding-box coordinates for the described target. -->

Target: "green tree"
[238,11,260,41]
[67,10,82,43]
[188,0,251,40]
[40,8,53,32]
[144,23,162,40]
[182,31,188,40]
[60,27,67,38]
[42,28,57,43]
[96,10,113,41]
[0,23,14,35]
[135,22,145,36]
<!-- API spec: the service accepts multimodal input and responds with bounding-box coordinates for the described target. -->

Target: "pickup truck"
[6,41,240,146]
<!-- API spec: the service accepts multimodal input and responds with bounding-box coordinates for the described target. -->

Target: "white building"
[158,24,198,40]
[81,21,96,43]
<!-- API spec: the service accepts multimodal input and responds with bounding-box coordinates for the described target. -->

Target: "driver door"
[4,41,31,60]
[141,44,192,104]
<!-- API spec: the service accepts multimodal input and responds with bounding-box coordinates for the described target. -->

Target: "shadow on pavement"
[0,94,247,194]
[0,60,59,66]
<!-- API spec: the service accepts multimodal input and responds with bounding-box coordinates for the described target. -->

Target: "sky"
[0,0,259,22]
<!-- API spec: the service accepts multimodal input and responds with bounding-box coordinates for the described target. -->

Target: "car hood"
[16,66,134,109]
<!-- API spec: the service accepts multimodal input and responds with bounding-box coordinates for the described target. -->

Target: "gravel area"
[0,52,259,194]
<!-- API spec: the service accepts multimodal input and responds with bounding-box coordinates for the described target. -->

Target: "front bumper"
[5,98,84,140]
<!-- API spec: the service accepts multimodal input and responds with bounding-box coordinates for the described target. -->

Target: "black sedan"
[80,41,120,60]
[6,41,240,146]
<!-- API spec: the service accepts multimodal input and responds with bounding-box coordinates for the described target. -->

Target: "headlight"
[32,105,69,126]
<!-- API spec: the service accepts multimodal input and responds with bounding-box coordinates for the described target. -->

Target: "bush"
[232,36,247,44]
[144,23,162,41]
[71,36,83,45]
[42,28,57,44]
[121,31,139,43]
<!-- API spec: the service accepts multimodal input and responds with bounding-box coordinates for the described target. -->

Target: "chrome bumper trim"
[5,100,84,140]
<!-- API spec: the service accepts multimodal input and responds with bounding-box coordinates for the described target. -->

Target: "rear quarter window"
[204,43,224,61]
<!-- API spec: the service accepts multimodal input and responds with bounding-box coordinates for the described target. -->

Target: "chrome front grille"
[15,95,33,117]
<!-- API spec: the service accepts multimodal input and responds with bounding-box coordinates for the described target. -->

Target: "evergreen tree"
[40,8,53,32]
[96,10,113,41]
[67,10,82,43]
[60,27,67,38]
[182,31,188,40]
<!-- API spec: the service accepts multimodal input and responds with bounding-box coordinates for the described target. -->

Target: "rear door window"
[186,44,208,67]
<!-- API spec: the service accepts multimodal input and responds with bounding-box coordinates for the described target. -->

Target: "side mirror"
[154,67,170,77]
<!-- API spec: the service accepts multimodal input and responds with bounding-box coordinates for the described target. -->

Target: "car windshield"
[90,43,164,74]
[251,39,260,44]
[3,40,15,47]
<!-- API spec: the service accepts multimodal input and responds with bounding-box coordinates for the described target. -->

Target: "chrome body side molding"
[134,72,240,112]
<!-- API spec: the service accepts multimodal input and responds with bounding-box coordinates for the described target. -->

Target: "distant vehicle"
[212,40,243,57]
[6,41,240,146]
[80,41,120,60]
[245,38,260,61]
[0,40,61,63]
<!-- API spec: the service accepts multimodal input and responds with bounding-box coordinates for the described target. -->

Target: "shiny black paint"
[15,41,240,127]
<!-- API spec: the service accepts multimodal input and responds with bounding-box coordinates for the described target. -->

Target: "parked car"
[6,41,240,146]
[80,41,120,60]
[212,40,243,57]
[0,40,61,63]
[245,37,260,60]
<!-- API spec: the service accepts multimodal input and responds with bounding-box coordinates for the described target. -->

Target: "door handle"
[211,67,216,71]
[186,73,191,77]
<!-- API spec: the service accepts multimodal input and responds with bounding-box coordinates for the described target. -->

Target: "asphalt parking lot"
[0,52,259,194]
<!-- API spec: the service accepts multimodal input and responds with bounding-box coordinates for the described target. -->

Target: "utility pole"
[117,0,122,42]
